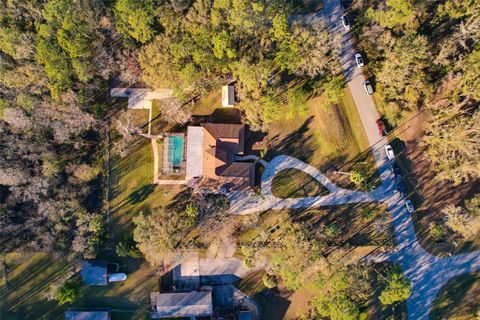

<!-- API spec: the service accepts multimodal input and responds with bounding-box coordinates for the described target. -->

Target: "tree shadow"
[128,184,155,205]
[267,116,316,163]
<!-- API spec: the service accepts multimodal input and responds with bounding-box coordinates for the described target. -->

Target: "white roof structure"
[222,85,235,107]
[110,88,173,109]
[185,126,204,179]
[151,291,212,318]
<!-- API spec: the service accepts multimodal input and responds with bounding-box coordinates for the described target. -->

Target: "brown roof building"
[185,123,254,189]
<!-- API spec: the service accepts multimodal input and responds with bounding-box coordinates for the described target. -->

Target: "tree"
[366,0,420,31]
[378,265,412,305]
[114,0,157,43]
[444,193,480,240]
[321,76,345,108]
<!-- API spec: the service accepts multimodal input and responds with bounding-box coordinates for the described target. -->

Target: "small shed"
[222,85,235,107]
[65,311,110,320]
[80,261,108,286]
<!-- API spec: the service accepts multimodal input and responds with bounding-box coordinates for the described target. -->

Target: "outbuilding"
[222,85,235,107]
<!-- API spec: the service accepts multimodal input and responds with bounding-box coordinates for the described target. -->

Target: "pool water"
[168,136,184,166]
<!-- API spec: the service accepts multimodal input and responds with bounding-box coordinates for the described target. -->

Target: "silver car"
[364,80,373,95]
[355,53,364,67]
[342,15,351,31]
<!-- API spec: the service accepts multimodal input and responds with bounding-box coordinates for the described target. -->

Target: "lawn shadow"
[267,116,316,163]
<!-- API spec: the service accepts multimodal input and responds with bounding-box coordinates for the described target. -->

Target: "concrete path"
[229,154,384,215]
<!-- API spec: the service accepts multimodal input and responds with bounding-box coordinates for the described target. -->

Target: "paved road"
[320,0,480,318]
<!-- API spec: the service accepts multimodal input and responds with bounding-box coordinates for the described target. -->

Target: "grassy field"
[271,168,330,198]
[266,88,378,189]
[431,272,480,319]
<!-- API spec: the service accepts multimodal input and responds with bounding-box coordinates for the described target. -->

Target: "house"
[185,123,255,189]
[150,291,213,319]
[64,311,110,320]
[222,85,235,107]
[80,260,108,286]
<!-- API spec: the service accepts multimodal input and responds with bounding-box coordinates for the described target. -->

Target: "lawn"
[271,168,330,198]
[0,253,158,320]
[431,272,480,319]
[266,88,378,190]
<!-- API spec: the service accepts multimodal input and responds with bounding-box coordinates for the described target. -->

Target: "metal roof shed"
[222,85,235,107]
[65,311,110,320]
[80,260,108,286]
[185,126,204,180]
[151,291,213,318]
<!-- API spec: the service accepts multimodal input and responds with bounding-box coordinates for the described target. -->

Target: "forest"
[0,0,479,317]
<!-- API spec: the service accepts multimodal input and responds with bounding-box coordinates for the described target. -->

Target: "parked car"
[355,53,364,67]
[405,199,414,213]
[376,119,388,136]
[108,273,127,282]
[397,180,406,195]
[385,144,395,160]
[341,15,351,31]
[364,80,373,95]
[392,164,402,176]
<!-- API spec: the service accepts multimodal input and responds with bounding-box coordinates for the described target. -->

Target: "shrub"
[116,238,142,258]
[262,273,278,288]
[54,278,81,305]
[429,222,446,242]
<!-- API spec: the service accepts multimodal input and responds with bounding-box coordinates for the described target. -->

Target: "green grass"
[0,253,157,320]
[266,88,379,189]
[431,272,480,320]
[271,168,330,198]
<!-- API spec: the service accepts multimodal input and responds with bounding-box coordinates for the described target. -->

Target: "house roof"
[80,261,108,286]
[151,291,212,318]
[185,123,254,187]
[65,311,110,320]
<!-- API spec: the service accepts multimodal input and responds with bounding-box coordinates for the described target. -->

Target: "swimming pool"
[168,135,184,166]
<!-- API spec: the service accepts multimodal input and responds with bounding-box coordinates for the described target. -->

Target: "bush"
[54,277,81,305]
[116,238,142,258]
[262,273,278,289]
[429,222,446,242]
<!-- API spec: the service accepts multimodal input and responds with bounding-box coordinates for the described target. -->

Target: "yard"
[0,253,158,320]
[266,88,379,190]
[431,271,480,319]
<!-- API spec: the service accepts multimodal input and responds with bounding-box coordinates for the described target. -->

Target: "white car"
[355,53,364,67]
[364,80,373,95]
[405,199,414,213]
[341,15,351,31]
[385,144,395,160]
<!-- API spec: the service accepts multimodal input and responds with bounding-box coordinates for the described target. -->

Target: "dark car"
[392,164,402,176]
[376,119,388,136]
[397,181,406,195]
